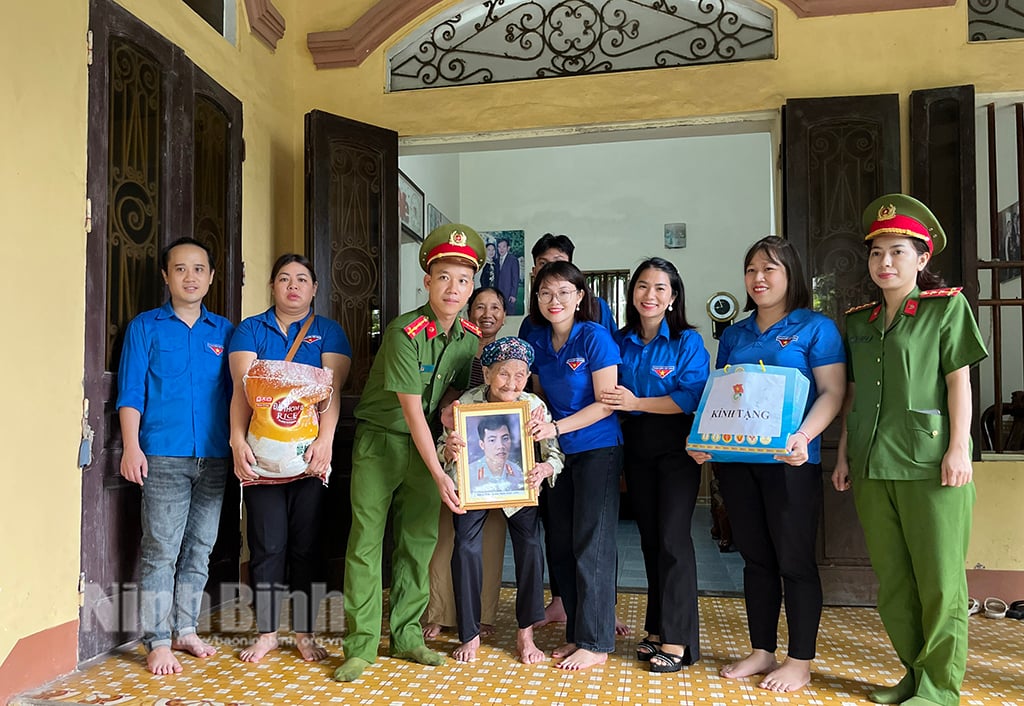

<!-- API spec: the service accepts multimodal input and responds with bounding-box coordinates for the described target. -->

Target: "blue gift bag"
[686,363,810,462]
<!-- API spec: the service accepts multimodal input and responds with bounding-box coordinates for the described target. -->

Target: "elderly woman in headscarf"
[438,336,564,665]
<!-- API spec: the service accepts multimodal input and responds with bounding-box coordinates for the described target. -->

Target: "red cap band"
[866,213,934,253]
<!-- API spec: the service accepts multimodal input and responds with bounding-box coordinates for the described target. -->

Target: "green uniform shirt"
[354,303,478,432]
[845,288,987,481]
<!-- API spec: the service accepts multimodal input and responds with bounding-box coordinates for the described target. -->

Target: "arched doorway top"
[385,0,775,91]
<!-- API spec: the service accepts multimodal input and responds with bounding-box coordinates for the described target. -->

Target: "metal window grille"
[584,269,629,329]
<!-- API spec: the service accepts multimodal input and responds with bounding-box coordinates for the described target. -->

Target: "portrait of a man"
[468,414,525,498]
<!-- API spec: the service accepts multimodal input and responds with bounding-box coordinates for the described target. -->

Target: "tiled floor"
[17,592,1024,706]
[501,505,745,594]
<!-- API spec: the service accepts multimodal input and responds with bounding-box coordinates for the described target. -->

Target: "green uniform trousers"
[852,477,974,706]
[343,424,442,662]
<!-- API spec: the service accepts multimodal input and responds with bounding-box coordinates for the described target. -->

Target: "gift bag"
[243,359,333,483]
[686,363,809,463]
[242,316,334,485]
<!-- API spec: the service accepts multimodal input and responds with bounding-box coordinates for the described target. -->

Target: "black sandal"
[636,637,662,661]
[1008,600,1024,620]
[649,649,686,673]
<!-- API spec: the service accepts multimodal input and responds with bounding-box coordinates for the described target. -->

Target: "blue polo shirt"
[615,322,710,415]
[518,296,617,341]
[229,307,351,366]
[526,320,622,454]
[116,302,234,458]
[716,308,845,464]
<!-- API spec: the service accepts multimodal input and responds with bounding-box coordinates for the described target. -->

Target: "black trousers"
[546,445,622,653]
[537,483,561,598]
[716,461,823,660]
[244,477,326,634]
[622,413,701,663]
[451,506,545,643]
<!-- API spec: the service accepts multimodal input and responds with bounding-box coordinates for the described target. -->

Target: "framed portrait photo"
[398,170,425,242]
[454,400,537,510]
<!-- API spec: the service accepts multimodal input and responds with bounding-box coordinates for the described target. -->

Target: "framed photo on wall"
[427,203,451,233]
[398,170,425,242]
[454,400,536,510]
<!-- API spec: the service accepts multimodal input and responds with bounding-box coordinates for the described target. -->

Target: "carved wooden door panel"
[82,0,242,661]
[783,94,901,606]
[305,110,399,588]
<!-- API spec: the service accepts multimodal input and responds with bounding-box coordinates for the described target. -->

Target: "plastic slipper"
[968,597,981,616]
[984,596,1008,619]
[1007,600,1024,620]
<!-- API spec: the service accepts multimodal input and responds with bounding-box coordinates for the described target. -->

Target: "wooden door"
[82,0,242,661]
[305,110,400,589]
[783,94,901,606]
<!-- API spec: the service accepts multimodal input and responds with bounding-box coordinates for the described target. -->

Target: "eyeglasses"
[537,288,579,304]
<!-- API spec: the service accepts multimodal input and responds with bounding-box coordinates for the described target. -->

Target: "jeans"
[139,456,229,651]
[546,445,622,653]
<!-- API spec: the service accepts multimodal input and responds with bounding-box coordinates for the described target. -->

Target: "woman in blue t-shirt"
[228,253,352,664]
[601,258,709,673]
[524,260,622,671]
[689,237,845,693]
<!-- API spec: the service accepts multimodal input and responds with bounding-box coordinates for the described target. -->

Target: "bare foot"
[294,632,328,662]
[614,616,631,636]
[555,647,607,671]
[534,598,567,628]
[551,642,577,660]
[239,633,279,663]
[480,623,495,637]
[516,627,546,664]
[720,649,778,679]
[422,622,444,639]
[759,657,811,692]
[146,646,183,675]
[172,634,216,658]
[452,635,480,662]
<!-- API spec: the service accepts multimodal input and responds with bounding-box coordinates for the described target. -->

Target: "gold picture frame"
[454,400,536,510]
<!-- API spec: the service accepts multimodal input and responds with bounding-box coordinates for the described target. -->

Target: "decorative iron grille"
[968,0,1024,42]
[388,0,775,91]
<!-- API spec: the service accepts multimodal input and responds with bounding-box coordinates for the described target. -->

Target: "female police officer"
[834,194,987,706]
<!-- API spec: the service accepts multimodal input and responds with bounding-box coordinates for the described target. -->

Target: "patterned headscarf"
[480,336,535,368]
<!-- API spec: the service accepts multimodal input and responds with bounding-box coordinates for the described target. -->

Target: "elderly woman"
[423,287,510,640]
[438,337,564,664]
[228,253,352,663]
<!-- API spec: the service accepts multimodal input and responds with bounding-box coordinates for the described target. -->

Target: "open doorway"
[396,118,779,595]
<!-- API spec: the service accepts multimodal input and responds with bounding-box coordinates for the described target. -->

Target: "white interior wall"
[398,153,463,311]
[975,99,1024,411]
[455,133,775,362]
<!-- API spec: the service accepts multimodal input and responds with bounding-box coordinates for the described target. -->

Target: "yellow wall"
[293,1,1024,138]
[969,460,1024,570]
[0,0,301,673]
[2,0,1023,685]
[0,0,90,669]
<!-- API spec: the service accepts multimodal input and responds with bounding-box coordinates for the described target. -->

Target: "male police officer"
[335,225,485,682]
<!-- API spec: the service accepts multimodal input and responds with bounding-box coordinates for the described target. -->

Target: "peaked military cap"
[862,193,946,255]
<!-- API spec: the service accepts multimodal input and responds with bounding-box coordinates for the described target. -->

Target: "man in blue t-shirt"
[117,237,234,675]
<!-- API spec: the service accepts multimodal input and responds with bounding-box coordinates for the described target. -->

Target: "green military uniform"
[845,194,988,706]
[342,225,484,667]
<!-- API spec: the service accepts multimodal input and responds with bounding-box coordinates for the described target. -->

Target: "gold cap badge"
[878,204,897,221]
[449,230,467,246]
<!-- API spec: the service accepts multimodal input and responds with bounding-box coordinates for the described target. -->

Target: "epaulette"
[461,318,482,337]
[920,287,962,298]
[403,315,430,339]
[845,301,877,315]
